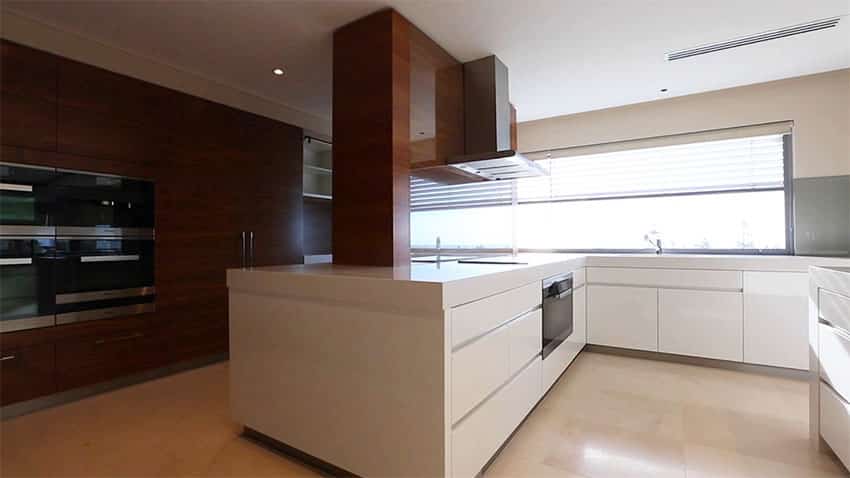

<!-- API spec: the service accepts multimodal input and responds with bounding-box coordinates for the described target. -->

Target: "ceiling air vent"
[667,16,841,61]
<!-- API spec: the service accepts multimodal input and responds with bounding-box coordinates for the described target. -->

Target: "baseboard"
[1,353,228,420]
[242,427,359,477]
[585,345,810,381]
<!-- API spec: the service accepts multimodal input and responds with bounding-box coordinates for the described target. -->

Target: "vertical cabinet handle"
[240,231,247,268]
[249,231,255,268]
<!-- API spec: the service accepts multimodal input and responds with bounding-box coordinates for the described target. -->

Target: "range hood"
[447,56,547,181]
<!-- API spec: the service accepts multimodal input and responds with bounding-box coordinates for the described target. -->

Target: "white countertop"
[228,253,850,310]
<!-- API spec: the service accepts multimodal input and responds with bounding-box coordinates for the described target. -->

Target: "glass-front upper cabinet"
[0,163,57,231]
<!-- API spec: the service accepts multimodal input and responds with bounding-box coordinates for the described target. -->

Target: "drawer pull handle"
[0,355,17,361]
[94,332,144,345]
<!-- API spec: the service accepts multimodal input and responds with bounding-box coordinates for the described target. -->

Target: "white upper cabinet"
[659,288,743,362]
[587,285,658,352]
[743,271,809,370]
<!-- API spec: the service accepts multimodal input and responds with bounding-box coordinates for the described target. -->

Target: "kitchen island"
[227,253,850,477]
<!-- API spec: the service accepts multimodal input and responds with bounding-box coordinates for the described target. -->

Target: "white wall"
[0,10,331,136]
[518,69,850,179]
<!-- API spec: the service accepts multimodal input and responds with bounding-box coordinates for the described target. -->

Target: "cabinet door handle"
[240,231,247,268]
[0,355,17,361]
[94,332,144,345]
[249,231,255,267]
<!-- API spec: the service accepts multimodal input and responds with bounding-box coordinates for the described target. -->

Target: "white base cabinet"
[659,289,743,362]
[743,272,809,370]
[587,285,658,352]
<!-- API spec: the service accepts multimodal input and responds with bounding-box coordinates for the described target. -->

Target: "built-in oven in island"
[541,272,573,359]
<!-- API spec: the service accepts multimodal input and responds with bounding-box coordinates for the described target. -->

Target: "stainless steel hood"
[447,56,548,181]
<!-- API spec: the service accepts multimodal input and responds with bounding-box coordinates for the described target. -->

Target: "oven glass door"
[50,172,154,230]
[0,163,56,228]
[54,238,155,325]
[0,237,56,332]
[542,281,573,359]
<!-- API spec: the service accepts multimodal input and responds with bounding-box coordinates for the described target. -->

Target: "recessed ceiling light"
[660,88,668,93]
[273,68,284,76]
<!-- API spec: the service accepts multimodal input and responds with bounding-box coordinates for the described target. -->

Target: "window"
[411,125,792,253]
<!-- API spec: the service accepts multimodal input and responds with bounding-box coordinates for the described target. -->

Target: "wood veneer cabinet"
[0,39,303,405]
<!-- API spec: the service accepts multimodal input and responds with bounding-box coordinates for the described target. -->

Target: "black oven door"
[0,236,56,332]
[0,163,57,229]
[542,274,573,359]
[50,171,154,231]
[54,236,155,324]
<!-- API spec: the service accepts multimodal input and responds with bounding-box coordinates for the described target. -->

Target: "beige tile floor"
[1,351,847,477]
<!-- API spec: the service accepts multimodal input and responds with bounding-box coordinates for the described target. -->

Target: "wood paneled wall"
[0,39,303,405]
[332,9,411,266]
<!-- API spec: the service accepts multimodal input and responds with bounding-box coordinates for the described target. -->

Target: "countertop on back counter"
[227,253,850,310]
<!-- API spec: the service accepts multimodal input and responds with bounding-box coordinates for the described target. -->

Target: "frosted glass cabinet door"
[742,271,809,370]
[659,289,743,362]
[587,285,658,352]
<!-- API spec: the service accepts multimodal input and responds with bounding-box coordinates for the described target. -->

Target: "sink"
[457,256,528,265]
[411,255,478,263]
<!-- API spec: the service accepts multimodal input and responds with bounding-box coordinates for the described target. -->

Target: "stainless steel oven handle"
[0,183,33,192]
[0,355,17,362]
[80,254,140,263]
[558,288,573,299]
[0,258,33,266]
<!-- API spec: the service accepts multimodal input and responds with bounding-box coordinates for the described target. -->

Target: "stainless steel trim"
[0,183,33,192]
[0,161,56,172]
[54,168,152,182]
[55,303,155,325]
[0,225,55,236]
[56,286,155,304]
[79,254,140,263]
[0,314,55,333]
[0,355,16,361]
[55,227,154,239]
[0,258,33,266]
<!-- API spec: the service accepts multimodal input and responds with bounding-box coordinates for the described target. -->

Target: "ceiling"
[2,0,849,126]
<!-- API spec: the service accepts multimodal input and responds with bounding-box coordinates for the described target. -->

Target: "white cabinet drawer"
[452,358,541,478]
[819,323,850,403]
[587,267,742,291]
[820,289,850,335]
[659,289,743,362]
[509,309,542,377]
[452,282,540,347]
[587,285,658,352]
[452,310,540,424]
[820,382,850,468]
[743,272,809,370]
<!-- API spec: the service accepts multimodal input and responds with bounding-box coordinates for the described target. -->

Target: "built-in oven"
[0,163,57,228]
[0,233,56,332]
[53,230,155,325]
[542,273,573,360]
[50,170,154,232]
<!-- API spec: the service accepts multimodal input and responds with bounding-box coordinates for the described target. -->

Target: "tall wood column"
[332,9,411,266]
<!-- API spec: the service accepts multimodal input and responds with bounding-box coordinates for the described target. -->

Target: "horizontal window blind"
[518,134,786,203]
[410,177,513,211]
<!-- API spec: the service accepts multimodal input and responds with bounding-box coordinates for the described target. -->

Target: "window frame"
[411,132,795,256]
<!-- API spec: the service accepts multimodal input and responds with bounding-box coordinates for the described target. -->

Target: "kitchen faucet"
[644,233,663,255]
